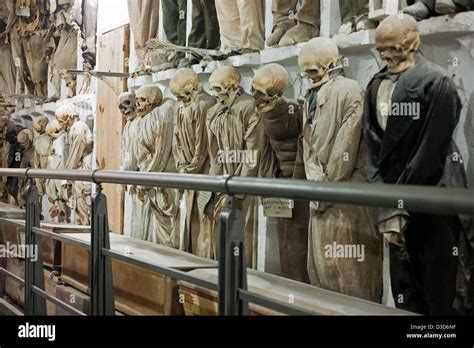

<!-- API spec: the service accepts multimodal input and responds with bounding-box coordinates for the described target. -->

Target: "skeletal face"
[209,66,241,107]
[118,92,137,121]
[251,64,289,113]
[135,85,163,117]
[33,116,49,134]
[170,69,199,106]
[46,120,63,139]
[299,38,340,89]
[376,15,420,74]
[55,104,78,131]
[17,129,33,149]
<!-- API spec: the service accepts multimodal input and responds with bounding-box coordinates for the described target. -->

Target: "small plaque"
[263,198,293,219]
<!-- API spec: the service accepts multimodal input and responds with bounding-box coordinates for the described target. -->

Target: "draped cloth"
[136,99,180,248]
[173,92,215,258]
[33,132,52,196]
[127,0,160,66]
[206,93,263,268]
[303,75,382,302]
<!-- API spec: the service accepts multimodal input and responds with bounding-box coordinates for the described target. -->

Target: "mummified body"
[6,124,25,206]
[0,116,9,202]
[118,91,147,240]
[135,85,180,247]
[299,38,382,301]
[9,0,49,97]
[16,129,34,209]
[56,104,93,225]
[207,66,263,268]
[45,119,69,222]
[365,15,473,314]
[252,63,309,283]
[170,69,216,259]
[33,116,51,197]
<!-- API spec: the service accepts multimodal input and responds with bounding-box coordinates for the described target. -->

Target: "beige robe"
[46,132,69,222]
[206,92,263,268]
[33,132,52,196]
[65,121,93,225]
[214,0,265,52]
[173,92,215,259]
[302,76,382,302]
[127,0,160,66]
[136,99,180,248]
[121,116,148,241]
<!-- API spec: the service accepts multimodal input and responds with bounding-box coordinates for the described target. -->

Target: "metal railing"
[0,168,473,316]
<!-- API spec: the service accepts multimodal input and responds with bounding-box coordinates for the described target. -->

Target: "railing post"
[24,181,46,316]
[90,184,115,316]
[218,196,248,316]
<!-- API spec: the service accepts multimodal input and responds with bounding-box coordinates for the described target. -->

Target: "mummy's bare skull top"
[33,116,50,135]
[299,38,341,89]
[375,14,420,74]
[118,92,137,121]
[56,104,79,132]
[170,68,199,106]
[17,129,33,150]
[209,66,241,107]
[252,63,289,113]
[135,85,163,117]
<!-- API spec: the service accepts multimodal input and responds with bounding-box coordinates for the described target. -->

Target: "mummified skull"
[299,38,341,89]
[33,116,49,135]
[251,63,289,113]
[56,104,78,131]
[375,14,420,74]
[170,68,199,106]
[17,129,33,150]
[135,85,163,117]
[209,66,241,107]
[46,120,63,139]
[118,92,137,121]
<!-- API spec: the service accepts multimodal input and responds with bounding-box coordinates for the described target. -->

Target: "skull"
[251,63,289,113]
[33,116,49,135]
[298,38,341,89]
[375,14,420,74]
[170,68,199,106]
[55,103,78,131]
[17,129,33,150]
[135,85,163,117]
[209,66,241,107]
[46,119,63,139]
[118,92,137,121]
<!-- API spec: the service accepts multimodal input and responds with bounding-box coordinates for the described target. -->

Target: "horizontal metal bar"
[0,267,25,286]
[31,285,87,316]
[32,227,92,251]
[238,289,316,316]
[67,69,130,78]
[0,168,473,216]
[101,248,219,292]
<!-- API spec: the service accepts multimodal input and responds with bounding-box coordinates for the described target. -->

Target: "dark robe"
[364,53,474,315]
[6,125,25,202]
[259,98,309,284]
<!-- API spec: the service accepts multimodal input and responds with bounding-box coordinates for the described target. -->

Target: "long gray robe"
[302,75,382,302]
[173,92,216,259]
[136,99,180,248]
[206,92,263,268]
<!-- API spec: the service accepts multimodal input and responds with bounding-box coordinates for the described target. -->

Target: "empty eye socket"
[212,86,223,93]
